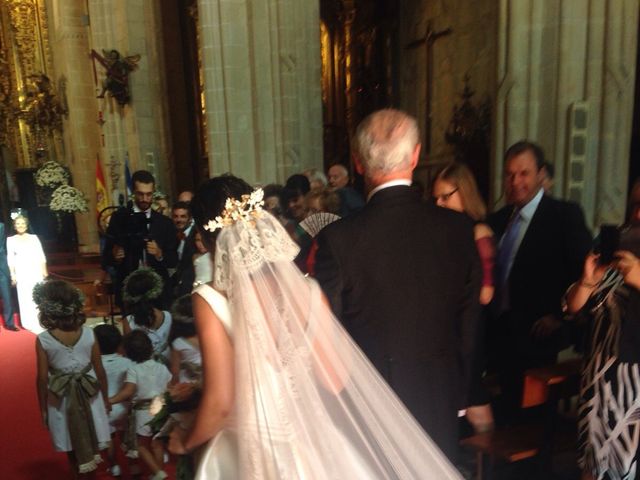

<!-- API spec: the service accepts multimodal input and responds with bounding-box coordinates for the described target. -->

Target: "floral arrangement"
[50,185,89,213]
[35,160,70,188]
[204,187,264,233]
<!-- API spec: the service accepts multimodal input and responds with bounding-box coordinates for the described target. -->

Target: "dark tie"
[177,231,186,241]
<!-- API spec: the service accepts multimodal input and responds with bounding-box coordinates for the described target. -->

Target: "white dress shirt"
[367,179,413,202]
[499,187,544,280]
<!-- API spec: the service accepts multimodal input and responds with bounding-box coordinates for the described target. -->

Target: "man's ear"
[353,153,365,176]
[410,143,421,170]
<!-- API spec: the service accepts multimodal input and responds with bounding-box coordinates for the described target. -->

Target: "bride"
[168,175,462,479]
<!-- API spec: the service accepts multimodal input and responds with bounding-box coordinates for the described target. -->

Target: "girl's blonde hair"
[434,161,487,221]
[304,188,340,215]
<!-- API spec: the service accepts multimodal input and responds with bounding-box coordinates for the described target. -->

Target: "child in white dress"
[169,294,201,384]
[110,330,172,480]
[34,280,111,477]
[121,268,173,363]
[94,323,132,477]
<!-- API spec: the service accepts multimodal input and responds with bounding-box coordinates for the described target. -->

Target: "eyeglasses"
[433,188,458,203]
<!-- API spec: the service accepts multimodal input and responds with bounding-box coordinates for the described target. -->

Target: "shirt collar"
[367,179,412,202]
[184,220,195,234]
[518,187,544,221]
[133,204,151,217]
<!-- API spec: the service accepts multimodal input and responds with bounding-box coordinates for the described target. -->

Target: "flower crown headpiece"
[33,281,85,317]
[203,187,265,233]
[122,267,164,304]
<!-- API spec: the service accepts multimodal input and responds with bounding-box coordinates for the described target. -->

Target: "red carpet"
[0,324,176,479]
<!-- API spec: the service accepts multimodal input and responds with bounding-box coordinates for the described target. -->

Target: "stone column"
[47,0,102,252]
[198,0,323,185]
[494,0,638,227]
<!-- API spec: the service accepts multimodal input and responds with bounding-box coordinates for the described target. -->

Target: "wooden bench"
[460,359,581,480]
[460,425,543,480]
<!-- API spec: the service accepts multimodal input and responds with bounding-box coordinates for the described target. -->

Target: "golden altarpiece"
[0,0,67,226]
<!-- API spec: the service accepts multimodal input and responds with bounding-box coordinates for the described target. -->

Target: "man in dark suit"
[103,170,178,308]
[171,201,196,298]
[315,109,481,460]
[0,221,17,331]
[487,141,592,420]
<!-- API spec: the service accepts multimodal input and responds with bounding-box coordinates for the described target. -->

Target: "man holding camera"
[102,170,178,308]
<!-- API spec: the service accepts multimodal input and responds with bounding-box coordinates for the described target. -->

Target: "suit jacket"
[0,222,10,279]
[315,185,481,458]
[172,226,197,298]
[103,207,178,306]
[488,195,591,329]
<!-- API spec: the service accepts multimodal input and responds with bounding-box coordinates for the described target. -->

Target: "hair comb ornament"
[204,187,264,233]
[10,208,26,220]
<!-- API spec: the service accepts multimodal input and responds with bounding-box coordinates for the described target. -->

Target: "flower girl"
[121,268,173,364]
[169,294,201,385]
[35,280,111,478]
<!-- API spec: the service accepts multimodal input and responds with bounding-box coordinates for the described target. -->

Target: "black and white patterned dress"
[577,270,640,480]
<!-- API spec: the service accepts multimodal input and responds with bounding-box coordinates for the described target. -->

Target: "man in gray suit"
[0,221,17,331]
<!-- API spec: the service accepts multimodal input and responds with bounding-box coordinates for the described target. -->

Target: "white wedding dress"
[7,233,46,333]
[189,204,462,479]
[193,284,380,479]
[192,284,238,478]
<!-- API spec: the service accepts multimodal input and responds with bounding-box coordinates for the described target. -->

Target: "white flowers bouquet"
[35,160,70,188]
[50,185,89,213]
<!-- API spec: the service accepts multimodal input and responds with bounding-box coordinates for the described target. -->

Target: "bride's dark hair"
[191,174,253,250]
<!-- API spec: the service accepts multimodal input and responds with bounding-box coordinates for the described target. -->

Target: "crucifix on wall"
[405,22,452,155]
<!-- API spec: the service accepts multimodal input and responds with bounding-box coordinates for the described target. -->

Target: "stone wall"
[397,0,498,164]
[87,0,173,197]
[494,0,639,227]
[198,0,323,185]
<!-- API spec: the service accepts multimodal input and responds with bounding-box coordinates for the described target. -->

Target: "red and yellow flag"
[96,155,110,217]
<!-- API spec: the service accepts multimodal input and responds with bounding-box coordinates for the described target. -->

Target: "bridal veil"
[207,190,462,479]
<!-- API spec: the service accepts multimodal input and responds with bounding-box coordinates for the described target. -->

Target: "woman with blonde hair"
[432,161,495,434]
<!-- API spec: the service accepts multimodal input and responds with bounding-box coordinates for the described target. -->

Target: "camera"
[106,209,151,257]
[594,224,640,265]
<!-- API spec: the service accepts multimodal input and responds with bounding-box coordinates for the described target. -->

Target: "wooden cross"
[405,22,453,154]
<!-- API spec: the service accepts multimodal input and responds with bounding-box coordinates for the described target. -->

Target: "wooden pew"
[460,359,581,480]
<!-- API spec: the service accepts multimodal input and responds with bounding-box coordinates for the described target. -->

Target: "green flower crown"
[32,281,85,317]
[122,267,163,304]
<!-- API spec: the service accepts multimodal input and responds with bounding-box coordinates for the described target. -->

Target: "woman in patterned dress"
[565,180,640,480]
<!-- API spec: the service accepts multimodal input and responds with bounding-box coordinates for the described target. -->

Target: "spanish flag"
[96,155,110,218]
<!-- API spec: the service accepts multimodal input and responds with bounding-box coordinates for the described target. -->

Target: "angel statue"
[91,49,141,106]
